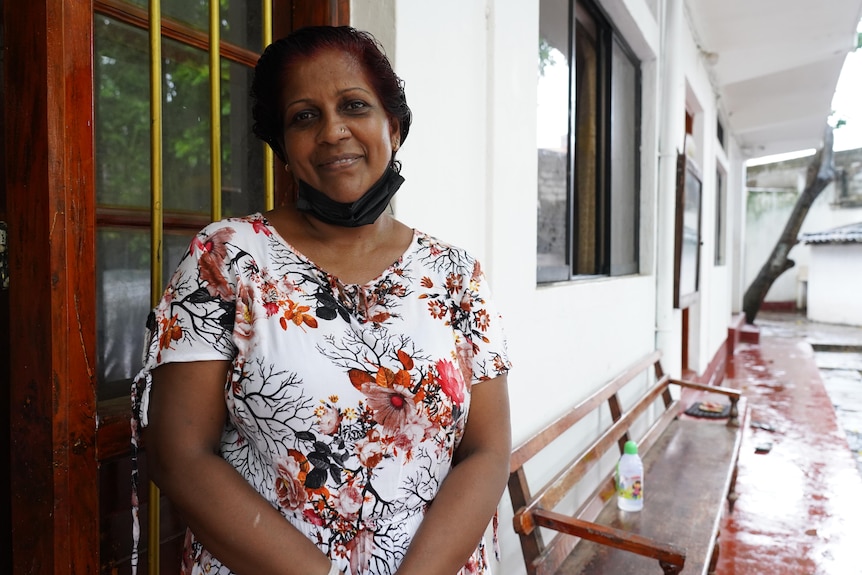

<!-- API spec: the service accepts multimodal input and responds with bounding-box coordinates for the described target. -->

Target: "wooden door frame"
[4,1,98,573]
[0,6,10,573]
[4,1,350,574]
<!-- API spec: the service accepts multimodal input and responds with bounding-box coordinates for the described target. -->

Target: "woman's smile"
[318,153,363,171]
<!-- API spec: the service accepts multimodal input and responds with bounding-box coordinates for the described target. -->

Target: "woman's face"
[279,48,398,203]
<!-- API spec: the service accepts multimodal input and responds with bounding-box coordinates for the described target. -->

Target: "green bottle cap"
[624,440,638,455]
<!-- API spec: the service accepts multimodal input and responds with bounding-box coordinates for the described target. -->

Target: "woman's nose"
[319,115,350,144]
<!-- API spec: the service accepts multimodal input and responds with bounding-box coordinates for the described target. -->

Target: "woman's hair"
[251,26,412,167]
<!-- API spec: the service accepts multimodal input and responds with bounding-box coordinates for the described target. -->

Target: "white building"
[800,222,862,326]
[348,1,862,572]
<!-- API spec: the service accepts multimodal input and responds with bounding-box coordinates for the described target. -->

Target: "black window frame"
[536,0,642,283]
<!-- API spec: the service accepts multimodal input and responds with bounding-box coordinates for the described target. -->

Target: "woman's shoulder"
[179,214,278,269]
[411,229,481,276]
[194,213,274,243]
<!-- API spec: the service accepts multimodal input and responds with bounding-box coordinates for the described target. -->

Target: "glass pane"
[125,0,209,32]
[222,60,265,217]
[222,0,263,52]
[163,37,212,214]
[537,0,571,282]
[715,168,726,265]
[573,18,600,275]
[679,167,702,298]
[96,228,148,400]
[95,16,213,214]
[96,228,194,400]
[163,0,209,31]
[95,16,151,208]
[125,0,262,52]
[609,39,639,276]
[124,0,146,12]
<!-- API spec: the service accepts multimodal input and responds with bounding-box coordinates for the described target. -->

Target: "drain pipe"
[655,0,686,374]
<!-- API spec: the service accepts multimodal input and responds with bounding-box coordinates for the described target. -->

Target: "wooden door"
[0,7,11,574]
[2,2,348,573]
[4,1,99,573]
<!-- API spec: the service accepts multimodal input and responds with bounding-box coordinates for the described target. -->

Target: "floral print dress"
[132,213,511,575]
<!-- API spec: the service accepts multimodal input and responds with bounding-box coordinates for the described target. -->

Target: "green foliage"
[539,37,557,77]
[828,110,848,129]
[95,17,152,209]
[95,11,258,218]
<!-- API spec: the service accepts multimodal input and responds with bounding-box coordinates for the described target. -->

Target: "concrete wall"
[350,1,746,572]
[745,149,862,307]
[808,243,862,325]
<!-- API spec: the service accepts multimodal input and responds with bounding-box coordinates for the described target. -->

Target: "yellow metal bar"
[263,0,274,210]
[262,0,272,52]
[148,0,163,573]
[210,0,222,221]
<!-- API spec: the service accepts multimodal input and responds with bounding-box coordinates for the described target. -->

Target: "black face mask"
[295,167,405,227]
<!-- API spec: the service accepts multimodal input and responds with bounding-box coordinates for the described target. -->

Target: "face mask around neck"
[295,167,405,227]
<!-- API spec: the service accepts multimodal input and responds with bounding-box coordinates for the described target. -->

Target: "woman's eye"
[292,110,316,123]
[345,100,368,112]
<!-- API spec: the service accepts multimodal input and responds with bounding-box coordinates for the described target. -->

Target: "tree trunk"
[742,125,836,324]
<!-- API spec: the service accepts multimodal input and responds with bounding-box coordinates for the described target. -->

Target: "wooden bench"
[508,350,748,575]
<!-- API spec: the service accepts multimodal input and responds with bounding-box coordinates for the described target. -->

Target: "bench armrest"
[530,508,687,572]
[669,378,741,399]
[670,378,742,427]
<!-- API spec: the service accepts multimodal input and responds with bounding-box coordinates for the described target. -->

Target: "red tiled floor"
[715,336,862,575]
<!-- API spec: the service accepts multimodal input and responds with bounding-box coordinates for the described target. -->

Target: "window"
[674,156,702,308]
[714,166,726,265]
[94,0,269,402]
[834,153,862,207]
[537,0,640,282]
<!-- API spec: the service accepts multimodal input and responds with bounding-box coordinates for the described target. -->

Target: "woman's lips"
[318,154,361,170]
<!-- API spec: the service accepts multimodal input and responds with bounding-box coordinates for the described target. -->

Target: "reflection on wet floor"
[715,313,862,575]
[814,349,862,477]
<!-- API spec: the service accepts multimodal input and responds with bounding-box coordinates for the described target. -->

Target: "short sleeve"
[132,222,239,426]
[459,259,511,384]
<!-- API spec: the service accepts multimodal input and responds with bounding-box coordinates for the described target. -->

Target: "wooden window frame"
[93,0,269,461]
[674,152,703,309]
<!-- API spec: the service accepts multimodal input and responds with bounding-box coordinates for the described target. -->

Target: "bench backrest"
[508,350,678,575]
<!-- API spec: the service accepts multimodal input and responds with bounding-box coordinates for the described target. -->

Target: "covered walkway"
[715,313,862,575]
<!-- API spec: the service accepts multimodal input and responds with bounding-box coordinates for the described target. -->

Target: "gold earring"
[284,163,290,172]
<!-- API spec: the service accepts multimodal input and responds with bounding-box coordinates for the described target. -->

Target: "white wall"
[350,0,395,56]
[808,243,862,325]
[389,2,492,260]
[729,140,748,314]
[350,0,744,572]
[678,5,741,375]
[744,184,862,305]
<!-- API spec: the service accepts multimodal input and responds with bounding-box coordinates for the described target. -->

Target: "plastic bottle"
[616,440,644,511]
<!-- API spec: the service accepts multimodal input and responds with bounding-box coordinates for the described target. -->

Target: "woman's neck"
[267,207,413,285]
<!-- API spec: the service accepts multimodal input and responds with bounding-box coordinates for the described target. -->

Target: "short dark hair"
[251,26,412,166]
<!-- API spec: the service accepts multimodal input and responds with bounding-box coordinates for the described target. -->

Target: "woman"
[134,26,511,575]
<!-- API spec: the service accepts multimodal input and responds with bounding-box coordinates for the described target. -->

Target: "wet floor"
[814,350,862,477]
[715,312,862,575]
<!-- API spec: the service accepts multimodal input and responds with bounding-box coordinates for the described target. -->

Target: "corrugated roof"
[799,222,862,244]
